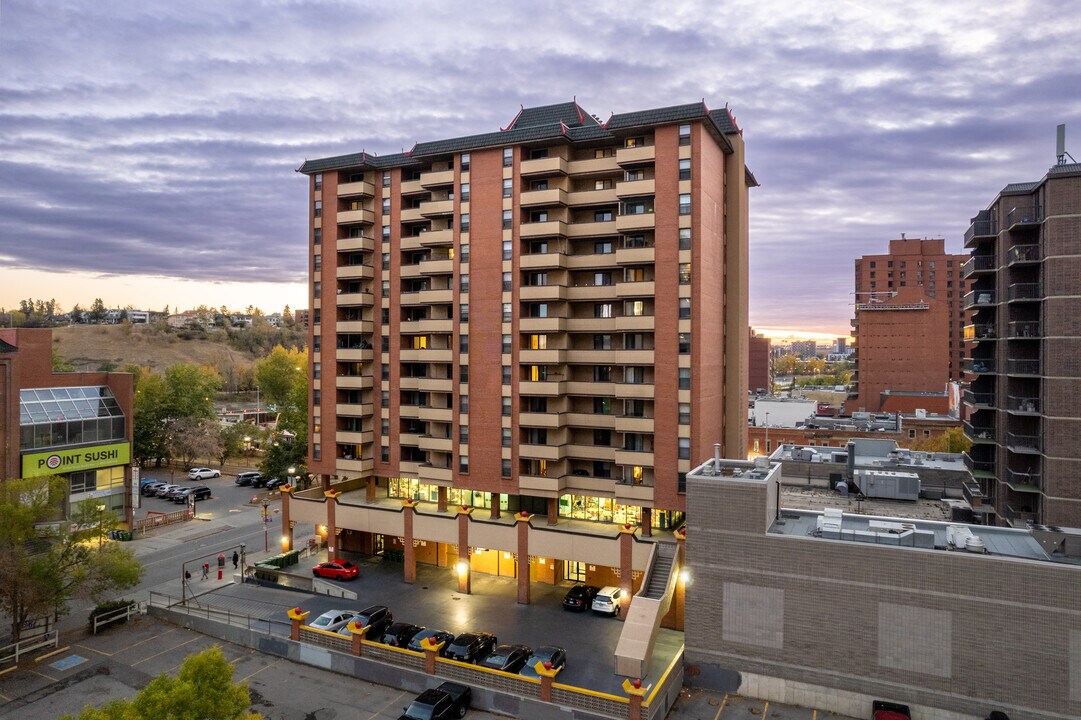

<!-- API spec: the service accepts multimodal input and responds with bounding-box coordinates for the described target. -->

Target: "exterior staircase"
[613,541,679,677]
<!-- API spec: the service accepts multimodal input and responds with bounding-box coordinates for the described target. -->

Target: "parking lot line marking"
[236,658,280,683]
[812,711,817,720]
[27,668,57,682]
[35,646,70,663]
[75,643,114,657]
[122,627,178,653]
[761,700,769,718]
[0,690,11,701]
[131,635,201,666]
[712,693,728,720]
[368,690,410,719]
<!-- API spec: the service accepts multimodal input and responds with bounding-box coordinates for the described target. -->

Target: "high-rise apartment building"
[748,329,773,395]
[962,160,1081,528]
[296,101,753,548]
[850,238,967,412]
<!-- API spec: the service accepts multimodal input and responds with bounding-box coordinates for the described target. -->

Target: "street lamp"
[96,504,106,551]
[262,499,270,552]
[287,465,296,489]
[243,436,251,455]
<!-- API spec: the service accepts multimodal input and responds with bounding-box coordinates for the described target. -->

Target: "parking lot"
[135,467,278,520]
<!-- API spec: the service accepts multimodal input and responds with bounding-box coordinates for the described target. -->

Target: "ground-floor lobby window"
[558,494,683,529]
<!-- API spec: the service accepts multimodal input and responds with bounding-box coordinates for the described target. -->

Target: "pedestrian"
[201,562,209,580]
[232,550,239,569]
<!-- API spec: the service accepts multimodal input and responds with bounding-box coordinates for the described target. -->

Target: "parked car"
[312,560,359,581]
[380,622,424,648]
[141,481,166,496]
[872,701,911,720]
[155,484,182,498]
[445,632,497,663]
[562,584,599,611]
[188,467,221,480]
[265,477,289,490]
[308,609,359,633]
[478,644,532,673]
[406,628,456,655]
[399,681,471,720]
[519,645,567,678]
[234,471,261,486]
[592,586,624,616]
[173,486,211,503]
[164,485,191,500]
[354,605,393,637]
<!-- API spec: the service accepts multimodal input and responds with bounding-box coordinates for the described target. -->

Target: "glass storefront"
[385,478,510,511]
[558,494,684,529]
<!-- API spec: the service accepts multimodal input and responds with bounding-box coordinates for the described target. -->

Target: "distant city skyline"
[3,2,1078,337]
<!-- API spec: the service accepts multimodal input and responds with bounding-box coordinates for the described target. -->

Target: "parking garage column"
[489,493,501,520]
[515,511,532,605]
[437,486,447,513]
[641,507,652,537]
[402,499,418,584]
[456,505,472,594]
[280,486,294,551]
[619,523,635,614]
[324,489,341,561]
[546,497,558,525]
[365,477,376,503]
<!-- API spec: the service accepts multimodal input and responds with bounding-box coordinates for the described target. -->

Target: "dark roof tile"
[508,101,597,130]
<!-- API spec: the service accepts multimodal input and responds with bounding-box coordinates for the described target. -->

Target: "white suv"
[187,467,221,480]
[591,586,623,616]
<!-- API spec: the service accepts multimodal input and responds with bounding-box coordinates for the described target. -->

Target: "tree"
[61,646,259,720]
[910,426,972,454]
[0,478,142,640]
[172,417,224,469]
[132,363,221,467]
[70,304,85,324]
[219,423,253,466]
[253,345,307,410]
[89,298,106,324]
[259,433,307,485]
[163,363,222,420]
[53,351,76,372]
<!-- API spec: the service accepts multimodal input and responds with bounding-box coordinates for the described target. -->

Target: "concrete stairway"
[613,542,679,677]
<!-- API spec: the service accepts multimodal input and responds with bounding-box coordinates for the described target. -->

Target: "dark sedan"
[562,584,599,611]
[478,643,532,673]
[380,622,424,648]
[445,632,497,663]
[355,605,393,638]
[519,645,567,678]
[406,628,456,655]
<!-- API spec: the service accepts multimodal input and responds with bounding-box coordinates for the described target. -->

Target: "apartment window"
[678,158,691,180]
[532,179,549,190]
[313,173,323,190]
[502,397,512,416]
[502,334,512,353]
[625,366,645,384]
[678,368,691,389]
[460,364,469,383]
[503,210,513,230]
[381,446,389,462]
[593,429,611,446]
[312,308,321,325]
[594,178,614,190]
[595,303,614,318]
[382,171,391,187]
[501,459,512,477]
[460,182,470,201]
[679,228,691,250]
[502,272,513,291]
[594,334,612,350]
[312,362,321,380]
[313,254,322,272]
[382,253,390,270]
[679,263,691,285]
[595,210,614,222]
[595,147,615,158]
[528,334,547,350]
[459,303,469,322]
[678,333,690,354]
[459,335,469,353]
[460,244,469,262]
[593,461,612,478]
[460,213,470,231]
[529,272,548,286]
[459,395,469,413]
[502,240,512,259]
[381,363,389,381]
[503,178,513,198]
[622,200,651,215]
[678,193,691,215]
[460,274,469,292]
[381,390,390,408]
[502,427,512,447]
[503,148,513,167]
[531,210,549,223]
[529,303,549,318]
[382,225,390,241]
[381,308,389,323]
[678,438,690,459]
[594,271,612,286]
[411,335,428,350]
[679,298,691,318]
[313,200,322,217]
[595,241,614,254]
[678,403,691,425]
[381,198,391,214]
[627,300,646,317]
[313,227,322,245]
[625,267,646,282]
[311,389,320,406]
[313,335,320,351]
[460,153,470,171]
[625,169,645,182]
[381,419,390,436]
[381,336,389,352]
[624,234,647,248]
[624,136,645,148]
[502,302,512,322]
[625,333,645,349]
[594,397,612,415]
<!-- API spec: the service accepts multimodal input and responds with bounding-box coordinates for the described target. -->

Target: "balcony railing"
[961,255,996,278]
[1006,432,1041,453]
[962,388,995,406]
[963,451,996,476]
[1007,395,1040,414]
[1007,283,1042,302]
[962,479,993,510]
[1006,205,1042,227]
[1007,321,1041,339]
[963,421,995,442]
[962,357,996,374]
[962,323,996,342]
[1006,358,1041,376]
[1005,468,1042,492]
[963,218,996,246]
[1003,504,1037,526]
[1007,244,1041,265]
[962,290,996,309]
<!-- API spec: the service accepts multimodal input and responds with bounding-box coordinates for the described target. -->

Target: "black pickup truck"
[399,681,471,720]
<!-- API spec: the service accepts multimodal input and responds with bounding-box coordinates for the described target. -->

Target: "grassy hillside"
[52,325,262,387]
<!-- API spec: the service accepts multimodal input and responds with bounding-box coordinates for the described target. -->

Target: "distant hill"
[52,325,270,387]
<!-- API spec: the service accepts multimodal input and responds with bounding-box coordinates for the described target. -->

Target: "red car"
[312,561,359,581]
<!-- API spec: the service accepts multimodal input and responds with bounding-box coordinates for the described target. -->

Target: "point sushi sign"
[22,442,131,478]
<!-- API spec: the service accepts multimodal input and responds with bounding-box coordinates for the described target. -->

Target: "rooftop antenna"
[1057,124,1076,165]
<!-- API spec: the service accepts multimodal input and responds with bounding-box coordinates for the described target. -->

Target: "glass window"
[459,395,469,413]
[593,366,611,382]
[678,158,691,180]
[593,397,611,415]
[502,397,512,416]
[382,171,391,187]
[503,148,513,167]
[501,459,512,477]
[460,213,470,231]
[502,272,512,291]
[679,194,691,215]
[502,334,512,353]
[460,182,470,201]
[460,303,469,322]
[460,364,469,383]
[460,153,470,171]
[594,272,612,286]
[679,263,691,284]
[502,365,512,384]
[594,178,614,190]
[503,178,513,198]
[503,210,513,230]
[382,198,391,213]
[382,225,390,240]
[313,227,322,245]
[595,303,613,318]
[595,210,613,222]
[460,274,469,292]
[502,428,512,447]
[678,368,691,389]
[679,333,690,354]
[502,303,512,322]
[502,240,512,259]
[459,334,469,353]
[678,124,691,145]
[459,455,469,473]
[381,390,390,408]
[314,173,323,190]
[593,334,612,350]
[595,241,613,254]
[382,253,390,270]
[678,437,690,459]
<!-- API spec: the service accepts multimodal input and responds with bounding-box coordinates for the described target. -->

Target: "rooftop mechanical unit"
[851,469,920,501]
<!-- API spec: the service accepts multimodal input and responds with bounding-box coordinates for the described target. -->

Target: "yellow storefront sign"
[21,442,131,478]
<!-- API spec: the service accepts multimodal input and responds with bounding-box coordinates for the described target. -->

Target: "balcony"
[335,402,374,418]
[614,382,655,400]
[520,188,567,207]
[418,435,453,453]
[336,320,373,334]
[962,323,996,343]
[399,178,426,196]
[417,288,454,305]
[520,443,563,461]
[520,251,566,270]
[962,451,996,478]
[1006,358,1040,376]
[567,220,618,238]
[615,213,655,232]
[1005,468,1041,493]
[616,145,655,166]
[1007,244,1041,265]
[419,199,454,217]
[614,449,654,468]
[568,188,618,206]
[1002,504,1036,527]
[616,178,655,197]
[1006,395,1040,415]
[520,220,567,239]
[417,377,452,393]
[419,169,455,188]
[335,347,373,362]
[1007,283,1041,302]
[419,256,454,275]
[614,415,654,433]
[338,208,374,225]
[963,421,995,443]
[963,218,996,247]
[567,156,619,176]
[335,375,373,390]
[1007,321,1041,339]
[337,235,374,252]
[399,206,426,223]
[338,180,375,198]
[519,316,566,333]
[1006,432,1041,454]
[520,284,568,301]
[961,357,996,374]
[961,255,996,278]
[419,228,454,247]
[418,463,453,484]
[399,348,453,363]
[566,284,617,301]
[519,348,567,364]
[1006,205,1041,228]
[337,291,374,307]
[615,245,655,265]
[617,280,655,298]
[962,289,996,309]
[518,411,563,428]
[519,380,564,397]
[336,264,375,280]
[520,156,568,177]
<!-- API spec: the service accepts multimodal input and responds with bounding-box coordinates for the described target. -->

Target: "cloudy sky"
[2,1,1079,337]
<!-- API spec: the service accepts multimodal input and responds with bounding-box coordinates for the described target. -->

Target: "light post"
[243,436,251,455]
[262,499,270,552]
[96,504,106,551]
[764,412,770,458]
[287,465,296,490]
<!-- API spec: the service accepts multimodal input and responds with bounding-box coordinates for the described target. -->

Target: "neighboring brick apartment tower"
[0,329,134,525]
[963,159,1081,528]
[747,329,773,395]
[850,238,967,412]
[297,100,753,540]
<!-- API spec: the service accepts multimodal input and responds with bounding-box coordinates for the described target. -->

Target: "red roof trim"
[501,104,525,132]
[405,143,417,157]
[600,112,614,129]
[559,120,568,136]
[573,96,584,123]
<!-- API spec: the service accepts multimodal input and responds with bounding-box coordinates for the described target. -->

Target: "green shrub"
[88,599,136,630]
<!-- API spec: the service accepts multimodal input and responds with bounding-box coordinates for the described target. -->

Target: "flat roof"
[779,486,949,522]
[772,443,966,472]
